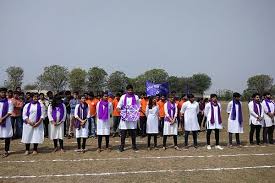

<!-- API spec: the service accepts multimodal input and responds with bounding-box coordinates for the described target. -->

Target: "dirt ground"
[0,102,274,183]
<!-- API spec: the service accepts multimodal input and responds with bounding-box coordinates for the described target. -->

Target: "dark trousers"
[229,133,240,145]
[98,135,110,149]
[197,113,204,128]
[139,116,147,136]
[263,126,274,144]
[43,117,49,137]
[184,131,198,146]
[4,138,11,152]
[163,135,178,147]
[120,129,137,149]
[207,129,220,145]
[113,116,121,134]
[11,116,23,138]
[53,139,64,149]
[147,134,157,147]
[249,124,261,145]
[159,117,165,135]
[26,143,38,151]
[77,138,87,149]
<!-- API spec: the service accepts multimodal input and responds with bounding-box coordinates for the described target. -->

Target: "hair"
[73,91,79,95]
[148,96,154,109]
[13,91,20,95]
[263,92,271,97]
[233,92,241,98]
[252,93,260,98]
[210,94,217,99]
[115,92,121,97]
[187,94,194,99]
[39,93,44,96]
[52,95,62,108]
[32,93,39,97]
[126,84,133,90]
[46,91,53,96]
[7,90,13,93]
[65,90,71,96]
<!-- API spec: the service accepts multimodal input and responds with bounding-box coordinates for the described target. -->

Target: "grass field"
[0,102,274,183]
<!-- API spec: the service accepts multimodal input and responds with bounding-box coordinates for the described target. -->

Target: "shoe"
[60,149,65,153]
[133,147,139,152]
[147,147,151,151]
[215,145,224,150]
[53,148,58,153]
[227,144,233,148]
[24,151,30,156]
[162,147,167,150]
[2,152,9,158]
[32,151,38,155]
[75,149,82,153]
[97,148,102,153]
[207,145,211,150]
[174,146,181,151]
[118,146,124,152]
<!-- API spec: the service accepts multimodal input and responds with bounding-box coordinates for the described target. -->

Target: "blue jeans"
[11,116,23,138]
[88,117,97,136]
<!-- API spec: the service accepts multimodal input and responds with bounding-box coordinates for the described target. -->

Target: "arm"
[47,105,54,123]
[248,102,260,118]
[0,101,13,123]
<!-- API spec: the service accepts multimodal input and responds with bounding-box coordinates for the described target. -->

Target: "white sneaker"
[215,145,224,150]
[207,145,211,150]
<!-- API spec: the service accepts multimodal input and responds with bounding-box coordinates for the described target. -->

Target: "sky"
[0,0,274,94]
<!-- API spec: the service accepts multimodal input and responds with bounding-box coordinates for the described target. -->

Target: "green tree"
[5,66,24,90]
[191,73,212,95]
[87,67,108,92]
[38,65,69,92]
[69,68,86,92]
[107,71,128,93]
[246,75,273,95]
[24,84,37,91]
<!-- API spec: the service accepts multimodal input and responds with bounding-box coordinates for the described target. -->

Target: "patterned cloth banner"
[146,81,169,96]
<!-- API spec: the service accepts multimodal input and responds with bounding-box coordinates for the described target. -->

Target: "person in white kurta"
[0,88,14,157]
[145,97,159,149]
[48,96,67,152]
[226,93,243,146]
[180,94,200,147]
[204,94,223,150]
[163,95,180,150]
[96,93,113,151]
[261,92,274,144]
[74,96,90,153]
[22,93,45,155]
[116,84,140,152]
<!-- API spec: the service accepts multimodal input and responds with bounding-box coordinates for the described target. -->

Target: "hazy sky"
[0,0,274,93]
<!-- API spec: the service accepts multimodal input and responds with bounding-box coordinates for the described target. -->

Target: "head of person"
[46,91,53,99]
[73,91,79,99]
[65,90,71,99]
[263,92,271,100]
[233,92,241,101]
[0,88,7,99]
[252,93,261,103]
[126,84,134,95]
[7,90,13,98]
[25,92,31,101]
[140,92,146,99]
[168,94,175,103]
[183,94,188,101]
[32,93,39,103]
[39,93,45,100]
[160,94,166,101]
[115,92,121,100]
[52,94,63,108]
[204,98,209,103]
[188,94,195,103]
[16,86,21,92]
[210,94,218,103]
[148,96,156,109]
[13,91,20,99]
[88,91,94,100]
[102,92,108,101]
[80,95,86,104]
[155,94,160,101]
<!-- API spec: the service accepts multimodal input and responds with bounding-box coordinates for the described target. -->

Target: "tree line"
[2,65,274,99]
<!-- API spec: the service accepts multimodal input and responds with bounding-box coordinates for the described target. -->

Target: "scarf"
[52,103,65,123]
[0,98,9,127]
[210,101,222,124]
[230,99,243,126]
[123,92,137,108]
[253,100,262,116]
[265,99,274,113]
[75,103,88,129]
[26,101,42,124]
[98,100,109,121]
[165,101,176,121]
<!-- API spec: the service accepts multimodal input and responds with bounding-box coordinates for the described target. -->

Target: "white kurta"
[262,100,275,127]
[226,101,244,133]
[204,102,223,130]
[117,94,140,130]
[0,100,14,138]
[181,101,200,131]
[163,103,178,135]
[48,104,67,140]
[248,101,264,126]
[74,104,90,138]
[96,101,113,135]
[146,105,159,134]
[22,103,45,144]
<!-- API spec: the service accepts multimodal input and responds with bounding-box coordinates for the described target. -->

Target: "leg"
[59,139,64,150]
[250,124,255,144]
[88,117,92,136]
[91,117,96,137]
[163,135,167,148]
[82,138,87,150]
[77,138,81,149]
[229,133,233,145]
[184,131,190,146]
[33,143,38,152]
[44,117,49,137]
[98,135,102,149]
[268,126,274,144]
[26,144,30,151]
[153,134,157,147]
[206,129,212,145]
[263,127,268,144]
[10,117,16,138]
[130,129,137,149]
[147,134,151,148]
[53,139,58,149]
[69,115,75,136]
[214,129,220,145]
[255,125,261,145]
[193,131,198,147]
[173,135,178,147]
[105,135,110,148]
[236,133,240,145]
[120,130,126,150]
[4,138,11,152]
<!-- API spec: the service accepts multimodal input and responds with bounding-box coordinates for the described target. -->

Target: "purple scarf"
[52,103,65,123]
[75,104,88,129]
[165,101,176,121]
[210,101,222,124]
[0,98,9,127]
[26,101,42,124]
[123,92,137,108]
[253,100,262,116]
[230,99,243,126]
[98,100,109,121]
[265,99,273,113]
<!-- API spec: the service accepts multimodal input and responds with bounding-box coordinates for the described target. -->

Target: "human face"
[254,95,260,102]
[153,98,157,105]
[235,96,241,101]
[103,94,108,101]
[33,95,39,102]
[169,96,175,103]
[127,88,133,95]
[266,95,271,100]
[80,96,86,103]
[14,93,19,99]
[161,96,165,101]
[0,91,6,98]
[211,97,217,103]
[189,97,195,103]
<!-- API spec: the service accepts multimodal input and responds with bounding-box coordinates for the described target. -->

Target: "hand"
[0,118,2,124]
[33,122,39,128]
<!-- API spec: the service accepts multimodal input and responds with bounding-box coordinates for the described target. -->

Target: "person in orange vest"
[112,93,121,137]
[86,92,99,138]
[157,94,166,136]
[139,92,148,137]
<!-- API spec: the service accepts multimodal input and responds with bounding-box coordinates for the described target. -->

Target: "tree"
[69,68,86,92]
[191,73,212,95]
[38,65,69,92]
[107,71,128,93]
[217,89,233,101]
[246,75,273,95]
[143,69,169,83]
[5,66,24,90]
[87,67,108,92]
[24,84,37,91]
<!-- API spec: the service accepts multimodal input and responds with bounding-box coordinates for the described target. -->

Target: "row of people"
[0,86,274,157]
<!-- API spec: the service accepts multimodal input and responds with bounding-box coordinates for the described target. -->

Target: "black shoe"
[119,146,124,152]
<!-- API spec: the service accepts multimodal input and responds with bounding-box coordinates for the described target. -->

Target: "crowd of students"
[0,85,274,158]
